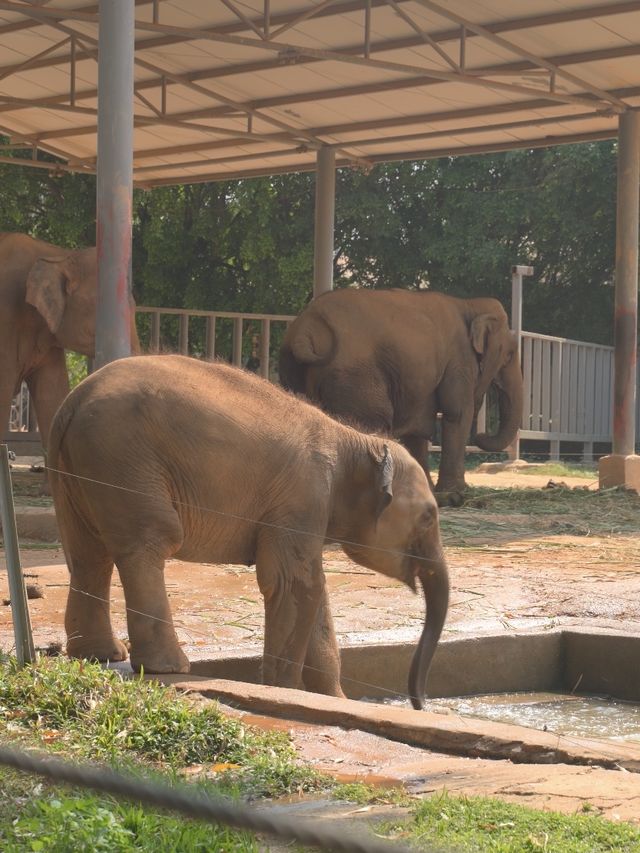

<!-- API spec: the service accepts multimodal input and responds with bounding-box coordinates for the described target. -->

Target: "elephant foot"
[67,635,129,663]
[435,489,466,508]
[129,645,190,674]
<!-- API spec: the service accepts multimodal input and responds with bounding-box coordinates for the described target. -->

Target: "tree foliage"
[0,139,621,344]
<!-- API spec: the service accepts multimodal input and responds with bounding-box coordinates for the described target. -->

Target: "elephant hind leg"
[60,502,127,664]
[115,543,190,675]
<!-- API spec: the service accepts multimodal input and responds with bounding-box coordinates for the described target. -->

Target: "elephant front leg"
[436,407,474,502]
[256,534,325,691]
[302,586,345,698]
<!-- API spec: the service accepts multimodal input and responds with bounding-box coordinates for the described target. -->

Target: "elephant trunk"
[408,551,449,711]
[474,355,523,453]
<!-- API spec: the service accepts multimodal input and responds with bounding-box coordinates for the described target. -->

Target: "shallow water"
[368,692,640,742]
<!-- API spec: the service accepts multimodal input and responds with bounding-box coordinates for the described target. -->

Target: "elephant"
[0,231,139,457]
[279,288,523,501]
[48,355,449,710]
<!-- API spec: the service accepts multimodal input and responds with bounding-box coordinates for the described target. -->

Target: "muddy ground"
[2,462,640,824]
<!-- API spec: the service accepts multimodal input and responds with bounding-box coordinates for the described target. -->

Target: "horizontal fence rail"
[5,309,640,457]
[136,306,296,382]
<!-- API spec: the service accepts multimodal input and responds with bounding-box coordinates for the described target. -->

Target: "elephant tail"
[278,311,336,392]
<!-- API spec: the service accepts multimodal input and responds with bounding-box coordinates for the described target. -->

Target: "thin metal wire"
[9,462,636,763]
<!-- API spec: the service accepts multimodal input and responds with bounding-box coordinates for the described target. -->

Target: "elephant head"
[341,444,449,710]
[469,311,523,452]
[25,248,139,356]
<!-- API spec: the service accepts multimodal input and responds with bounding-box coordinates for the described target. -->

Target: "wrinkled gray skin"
[279,289,523,502]
[0,232,139,456]
[48,356,449,710]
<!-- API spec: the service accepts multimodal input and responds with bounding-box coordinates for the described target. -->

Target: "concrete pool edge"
[141,627,640,771]
[155,673,640,771]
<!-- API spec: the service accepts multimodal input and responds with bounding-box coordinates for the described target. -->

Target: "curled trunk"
[474,355,523,453]
[407,550,449,711]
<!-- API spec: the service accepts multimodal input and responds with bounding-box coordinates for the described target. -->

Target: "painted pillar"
[313,146,336,298]
[95,0,135,368]
[506,265,533,461]
[612,110,640,456]
[599,109,640,489]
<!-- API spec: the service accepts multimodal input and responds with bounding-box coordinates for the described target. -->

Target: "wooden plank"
[551,340,562,439]
[232,317,243,366]
[568,344,578,434]
[205,316,216,361]
[584,346,596,436]
[560,341,571,434]
[521,335,533,430]
[179,314,189,355]
[531,336,542,432]
[576,344,587,435]
[150,310,160,353]
[593,349,604,436]
[259,318,271,379]
[541,339,552,431]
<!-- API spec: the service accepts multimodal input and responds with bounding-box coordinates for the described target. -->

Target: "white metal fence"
[6,307,639,457]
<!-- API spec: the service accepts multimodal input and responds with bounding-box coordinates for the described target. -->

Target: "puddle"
[366,692,640,743]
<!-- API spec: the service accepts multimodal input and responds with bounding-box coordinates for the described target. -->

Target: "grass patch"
[0,655,324,851]
[513,462,597,479]
[382,792,640,852]
[440,485,640,545]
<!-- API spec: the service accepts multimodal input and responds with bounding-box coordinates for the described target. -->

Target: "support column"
[313,146,336,298]
[95,0,135,369]
[599,110,640,491]
[506,265,533,461]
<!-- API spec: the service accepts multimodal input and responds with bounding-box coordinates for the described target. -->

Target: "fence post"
[507,265,534,461]
[0,445,35,666]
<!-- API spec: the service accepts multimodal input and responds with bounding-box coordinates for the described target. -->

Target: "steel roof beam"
[0,0,639,85]
[2,39,638,123]
[413,0,628,110]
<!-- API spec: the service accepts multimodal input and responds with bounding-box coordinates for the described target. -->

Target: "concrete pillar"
[313,146,336,298]
[599,110,640,491]
[95,0,135,368]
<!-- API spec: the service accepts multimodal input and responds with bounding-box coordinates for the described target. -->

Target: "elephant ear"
[374,443,394,520]
[470,313,497,358]
[25,257,70,336]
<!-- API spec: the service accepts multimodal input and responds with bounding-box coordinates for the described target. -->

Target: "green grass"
[0,655,323,851]
[381,792,640,852]
[510,462,597,479]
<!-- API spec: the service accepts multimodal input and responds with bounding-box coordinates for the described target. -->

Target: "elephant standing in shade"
[49,356,449,710]
[279,288,523,501]
[0,232,139,455]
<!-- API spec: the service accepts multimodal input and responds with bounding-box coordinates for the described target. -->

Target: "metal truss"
[0,0,637,180]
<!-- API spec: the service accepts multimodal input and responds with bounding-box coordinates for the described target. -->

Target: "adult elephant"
[0,232,139,456]
[279,288,523,501]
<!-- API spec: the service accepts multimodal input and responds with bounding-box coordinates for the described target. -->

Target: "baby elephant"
[48,356,449,709]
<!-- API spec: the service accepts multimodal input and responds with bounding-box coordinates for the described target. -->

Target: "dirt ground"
[2,463,640,823]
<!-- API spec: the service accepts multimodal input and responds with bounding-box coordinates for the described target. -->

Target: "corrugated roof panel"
[0,0,636,184]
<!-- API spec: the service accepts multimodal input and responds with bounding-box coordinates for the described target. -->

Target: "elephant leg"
[26,348,70,456]
[401,435,436,494]
[256,531,325,691]
[115,547,190,674]
[26,349,70,494]
[66,554,128,663]
[436,406,474,499]
[63,517,127,663]
[302,586,345,697]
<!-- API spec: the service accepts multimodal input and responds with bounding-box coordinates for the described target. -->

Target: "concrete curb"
[156,675,640,772]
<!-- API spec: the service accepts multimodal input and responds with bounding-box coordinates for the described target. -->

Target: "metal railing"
[136,306,295,381]
[6,308,640,458]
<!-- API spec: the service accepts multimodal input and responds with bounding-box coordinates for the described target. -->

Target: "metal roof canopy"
[0,0,640,184]
[0,0,638,486]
